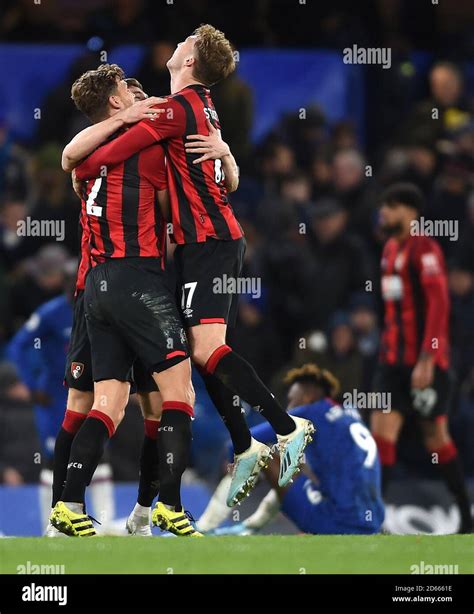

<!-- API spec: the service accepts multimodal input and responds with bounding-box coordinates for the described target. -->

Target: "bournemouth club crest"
[71,362,84,380]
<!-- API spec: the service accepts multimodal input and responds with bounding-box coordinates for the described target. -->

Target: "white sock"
[131,502,150,517]
[244,489,280,530]
[63,502,84,514]
[89,463,115,525]
[39,469,53,529]
[196,474,232,532]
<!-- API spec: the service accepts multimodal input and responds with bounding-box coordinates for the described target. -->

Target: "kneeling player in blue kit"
[197,364,384,535]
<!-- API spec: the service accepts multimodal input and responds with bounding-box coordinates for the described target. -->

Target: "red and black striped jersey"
[379,235,450,370]
[75,84,243,245]
[76,142,167,265]
[75,206,91,293]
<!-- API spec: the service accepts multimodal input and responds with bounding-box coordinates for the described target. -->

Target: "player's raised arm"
[75,98,186,180]
[185,119,240,192]
[61,97,166,172]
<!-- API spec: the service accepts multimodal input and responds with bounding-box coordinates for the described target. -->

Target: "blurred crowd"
[0,3,473,486]
[1,0,473,55]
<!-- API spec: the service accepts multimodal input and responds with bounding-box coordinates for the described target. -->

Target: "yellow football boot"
[50,501,96,537]
[152,502,203,537]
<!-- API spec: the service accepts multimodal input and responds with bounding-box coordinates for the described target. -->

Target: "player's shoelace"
[184,510,196,523]
[87,514,101,527]
[171,510,198,535]
[53,509,100,537]
[156,507,198,535]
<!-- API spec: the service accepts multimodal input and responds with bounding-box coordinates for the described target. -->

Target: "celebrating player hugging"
[36,22,471,545]
[51,24,315,539]
[3,4,474,609]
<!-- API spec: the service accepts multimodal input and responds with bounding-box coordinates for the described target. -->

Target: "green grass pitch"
[0,535,471,574]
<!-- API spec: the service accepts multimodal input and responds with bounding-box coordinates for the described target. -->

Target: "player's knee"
[157,378,195,407]
[67,388,93,414]
[138,391,162,420]
[423,433,451,452]
[370,412,402,443]
[189,326,226,368]
[421,417,450,451]
[189,345,212,368]
[190,341,227,369]
[114,406,126,428]
[92,383,129,425]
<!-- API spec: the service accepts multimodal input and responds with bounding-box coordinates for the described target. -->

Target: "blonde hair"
[193,24,235,86]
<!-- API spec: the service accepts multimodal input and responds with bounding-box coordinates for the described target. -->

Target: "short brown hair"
[192,24,235,86]
[71,64,125,122]
[283,363,340,398]
[125,77,144,91]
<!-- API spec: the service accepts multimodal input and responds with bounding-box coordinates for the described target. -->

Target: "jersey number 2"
[86,178,103,217]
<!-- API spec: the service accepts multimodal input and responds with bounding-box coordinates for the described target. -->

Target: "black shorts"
[371,364,453,420]
[65,291,159,393]
[65,291,94,391]
[84,257,188,383]
[174,238,246,328]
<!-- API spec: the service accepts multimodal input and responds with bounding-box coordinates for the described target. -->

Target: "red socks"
[62,409,87,434]
[88,409,115,437]
[144,418,160,439]
[162,401,194,417]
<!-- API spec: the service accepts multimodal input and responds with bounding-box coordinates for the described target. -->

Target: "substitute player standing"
[69,25,315,512]
[371,182,472,533]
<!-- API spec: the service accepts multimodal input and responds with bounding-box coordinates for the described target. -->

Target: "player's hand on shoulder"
[119,96,167,124]
[185,119,230,164]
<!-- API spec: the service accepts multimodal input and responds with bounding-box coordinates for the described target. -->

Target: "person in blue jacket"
[7,265,114,531]
[197,363,385,535]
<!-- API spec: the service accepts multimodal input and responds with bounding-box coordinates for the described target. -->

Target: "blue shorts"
[281,476,382,535]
